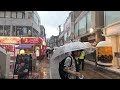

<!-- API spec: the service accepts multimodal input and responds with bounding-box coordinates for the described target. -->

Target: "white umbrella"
[63,42,89,53]
[51,42,90,60]
[51,46,65,60]
[82,42,96,53]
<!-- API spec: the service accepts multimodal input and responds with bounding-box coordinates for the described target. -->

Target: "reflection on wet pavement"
[39,58,50,79]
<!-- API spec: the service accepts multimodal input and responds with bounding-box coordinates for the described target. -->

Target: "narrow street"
[48,58,120,79]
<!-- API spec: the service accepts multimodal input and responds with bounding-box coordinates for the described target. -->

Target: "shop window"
[0,11,5,18]
[4,26,10,36]
[0,25,3,36]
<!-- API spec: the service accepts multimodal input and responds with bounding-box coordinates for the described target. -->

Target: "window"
[105,11,120,26]
[23,27,27,35]
[27,26,32,37]
[22,12,25,19]
[86,12,92,32]
[17,12,22,19]
[12,12,17,18]
[78,16,86,35]
[0,11,5,18]
[75,23,78,37]
[0,25,3,36]
[33,13,39,25]
[5,11,11,18]
[33,29,38,37]
[28,12,32,19]
[12,26,16,36]
[16,26,23,36]
[4,26,10,36]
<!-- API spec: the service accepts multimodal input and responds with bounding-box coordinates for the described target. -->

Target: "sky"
[37,11,71,39]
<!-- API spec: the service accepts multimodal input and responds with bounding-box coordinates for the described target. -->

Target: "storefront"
[104,23,120,67]
[104,11,120,67]
[0,37,47,60]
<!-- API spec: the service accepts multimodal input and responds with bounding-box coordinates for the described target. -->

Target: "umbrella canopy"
[82,42,96,53]
[16,44,33,49]
[51,42,90,60]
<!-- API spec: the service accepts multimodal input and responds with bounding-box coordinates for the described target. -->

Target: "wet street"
[39,58,50,79]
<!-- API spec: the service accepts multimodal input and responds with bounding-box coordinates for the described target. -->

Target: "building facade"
[57,31,64,46]
[49,35,58,48]
[74,11,105,45]
[63,11,82,43]
[40,25,46,42]
[103,11,120,66]
[0,11,41,37]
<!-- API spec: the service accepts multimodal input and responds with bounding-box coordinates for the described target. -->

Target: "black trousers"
[78,59,84,71]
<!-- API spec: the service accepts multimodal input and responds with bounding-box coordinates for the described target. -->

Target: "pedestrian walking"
[78,50,85,71]
[59,50,83,79]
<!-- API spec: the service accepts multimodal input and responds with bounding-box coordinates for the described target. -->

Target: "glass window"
[78,16,86,35]
[16,26,23,36]
[4,26,10,36]
[17,12,22,19]
[27,26,32,37]
[5,11,11,18]
[12,12,17,18]
[33,29,39,37]
[0,25,3,36]
[12,26,16,36]
[33,13,39,25]
[22,12,25,19]
[0,11,5,18]
[75,23,78,37]
[86,12,92,32]
[28,12,32,19]
[105,11,120,26]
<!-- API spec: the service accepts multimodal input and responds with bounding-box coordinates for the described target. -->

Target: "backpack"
[59,56,72,79]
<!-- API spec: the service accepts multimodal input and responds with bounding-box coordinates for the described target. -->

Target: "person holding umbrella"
[63,50,84,79]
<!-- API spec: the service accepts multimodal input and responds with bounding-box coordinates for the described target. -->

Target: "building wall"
[74,11,104,44]
[0,11,41,37]
[104,11,120,66]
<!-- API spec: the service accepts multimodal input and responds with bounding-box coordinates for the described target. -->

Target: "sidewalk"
[85,60,120,75]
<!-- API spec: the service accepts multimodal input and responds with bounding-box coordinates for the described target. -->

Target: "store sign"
[0,45,14,52]
[21,37,43,44]
[0,37,21,44]
[21,37,41,44]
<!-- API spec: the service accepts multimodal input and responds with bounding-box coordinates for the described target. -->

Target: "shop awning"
[16,44,33,49]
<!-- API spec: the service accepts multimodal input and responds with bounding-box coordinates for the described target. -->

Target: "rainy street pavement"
[37,56,120,79]
[39,57,50,79]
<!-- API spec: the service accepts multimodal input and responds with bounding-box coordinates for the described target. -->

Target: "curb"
[85,60,120,76]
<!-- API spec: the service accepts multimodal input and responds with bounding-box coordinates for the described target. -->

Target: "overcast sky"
[37,11,70,38]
